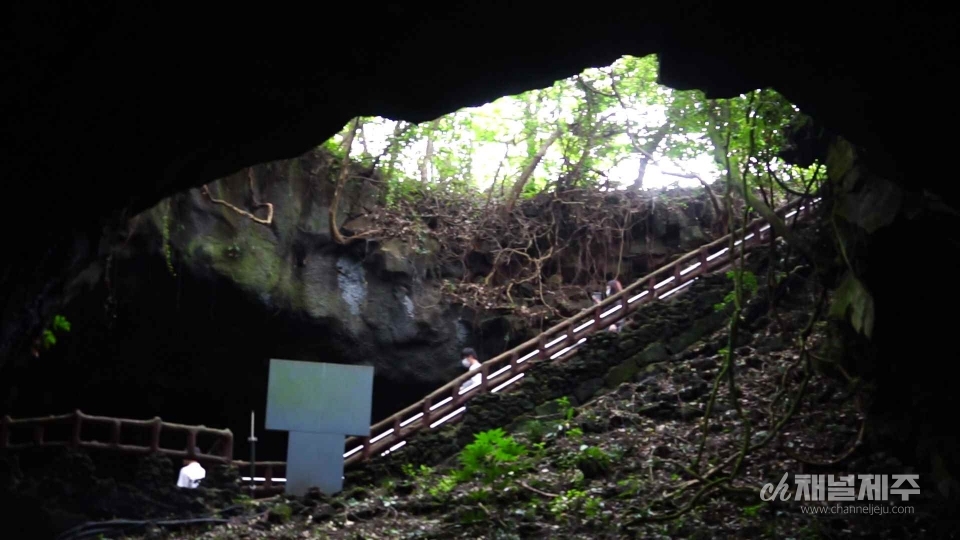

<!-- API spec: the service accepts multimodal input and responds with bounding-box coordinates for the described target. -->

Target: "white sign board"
[264,359,374,495]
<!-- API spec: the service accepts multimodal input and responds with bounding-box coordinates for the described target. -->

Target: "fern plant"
[41,314,71,350]
[456,428,527,485]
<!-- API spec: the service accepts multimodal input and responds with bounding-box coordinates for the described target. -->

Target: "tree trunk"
[484,143,511,210]
[329,117,359,245]
[420,118,440,184]
[384,121,410,181]
[358,119,371,159]
[704,101,738,234]
[503,127,563,215]
[627,122,669,191]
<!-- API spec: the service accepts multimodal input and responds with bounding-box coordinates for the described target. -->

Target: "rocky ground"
[4,230,957,539]
[113,268,950,540]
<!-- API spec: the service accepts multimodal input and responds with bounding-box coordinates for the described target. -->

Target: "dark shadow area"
[2,232,440,461]
[1,4,959,538]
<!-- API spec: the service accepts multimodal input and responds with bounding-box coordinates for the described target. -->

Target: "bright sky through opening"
[331,54,804,193]
[354,102,718,192]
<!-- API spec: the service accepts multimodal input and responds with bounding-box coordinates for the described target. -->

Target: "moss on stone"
[667,309,729,353]
[274,262,307,312]
[287,157,303,185]
[605,360,639,388]
[184,229,282,296]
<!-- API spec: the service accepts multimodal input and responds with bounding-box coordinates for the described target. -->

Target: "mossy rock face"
[605,360,640,388]
[347,425,462,484]
[91,165,718,425]
[267,502,293,523]
[636,342,669,364]
[376,238,415,277]
[129,152,472,398]
[666,309,729,354]
[189,231,282,295]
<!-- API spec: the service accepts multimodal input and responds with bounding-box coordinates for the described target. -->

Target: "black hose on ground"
[57,518,229,540]
[55,504,246,540]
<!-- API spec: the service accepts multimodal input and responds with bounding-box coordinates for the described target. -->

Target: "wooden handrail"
[234,460,287,495]
[0,196,819,488]
[0,409,234,463]
[341,195,819,465]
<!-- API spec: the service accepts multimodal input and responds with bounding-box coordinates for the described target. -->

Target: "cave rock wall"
[1,149,723,462]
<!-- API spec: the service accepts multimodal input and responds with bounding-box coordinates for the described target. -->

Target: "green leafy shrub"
[556,444,614,480]
[41,314,71,350]
[428,474,458,498]
[523,420,548,444]
[456,428,527,485]
[714,270,758,311]
[556,396,576,421]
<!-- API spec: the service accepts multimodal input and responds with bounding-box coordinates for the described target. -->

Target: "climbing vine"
[161,198,176,277]
[200,169,274,225]
[622,97,840,526]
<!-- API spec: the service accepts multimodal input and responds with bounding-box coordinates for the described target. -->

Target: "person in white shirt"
[592,287,623,333]
[177,459,205,488]
[459,347,482,392]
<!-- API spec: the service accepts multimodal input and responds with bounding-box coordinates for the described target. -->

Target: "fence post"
[186,429,197,458]
[538,334,548,359]
[110,420,121,447]
[71,410,82,449]
[360,436,372,460]
[480,363,490,391]
[422,397,432,426]
[392,416,402,440]
[33,424,44,446]
[150,417,162,453]
[222,429,234,461]
[647,275,657,300]
[697,247,709,275]
[264,465,273,490]
[509,351,520,374]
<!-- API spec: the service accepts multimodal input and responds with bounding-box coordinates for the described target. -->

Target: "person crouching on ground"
[177,458,205,488]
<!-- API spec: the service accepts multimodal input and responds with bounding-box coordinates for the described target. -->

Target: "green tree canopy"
[324,54,822,209]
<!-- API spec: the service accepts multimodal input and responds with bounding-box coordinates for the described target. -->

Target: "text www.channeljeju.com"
[800,504,914,515]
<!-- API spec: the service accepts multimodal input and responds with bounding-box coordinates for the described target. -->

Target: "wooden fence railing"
[0,195,818,494]
[234,460,287,495]
[338,195,820,466]
[0,409,234,463]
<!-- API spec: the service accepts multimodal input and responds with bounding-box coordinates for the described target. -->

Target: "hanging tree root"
[201,169,274,225]
[328,119,384,245]
[627,167,830,525]
[289,146,725,330]
[519,480,559,498]
[355,185,693,329]
[784,416,866,467]
[629,287,829,525]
